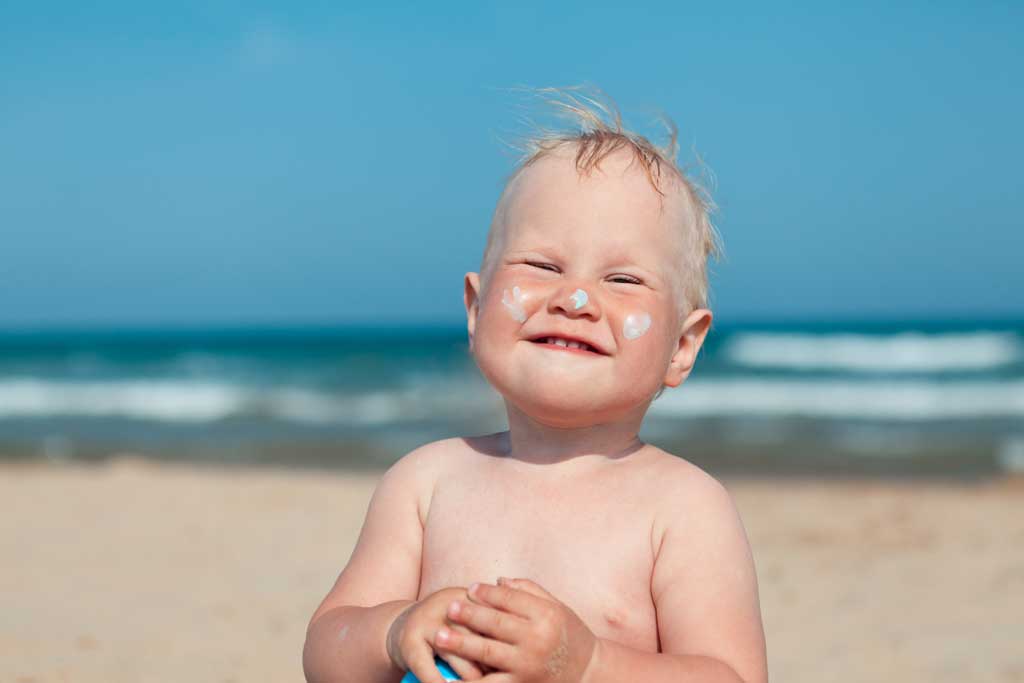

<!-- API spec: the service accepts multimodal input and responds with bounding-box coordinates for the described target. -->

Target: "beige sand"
[2,456,1022,683]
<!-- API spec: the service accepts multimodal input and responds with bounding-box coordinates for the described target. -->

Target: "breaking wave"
[0,377,499,425]
[650,378,1024,420]
[2,376,1022,424]
[722,331,1021,373]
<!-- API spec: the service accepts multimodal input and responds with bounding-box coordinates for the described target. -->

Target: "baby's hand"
[387,586,489,682]
[436,578,598,683]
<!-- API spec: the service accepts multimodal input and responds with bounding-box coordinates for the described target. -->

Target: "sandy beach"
[3,456,1022,683]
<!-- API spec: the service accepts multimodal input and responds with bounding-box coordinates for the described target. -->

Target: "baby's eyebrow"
[503,248,560,261]
[596,248,663,276]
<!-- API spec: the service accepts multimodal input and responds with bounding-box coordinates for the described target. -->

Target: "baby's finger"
[435,649,484,680]
[437,624,484,681]
[435,626,517,673]
[406,643,447,683]
[448,599,526,644]
[467,582,546,621]
[441,623,487,679]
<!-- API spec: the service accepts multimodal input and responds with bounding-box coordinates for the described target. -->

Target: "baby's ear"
[463,272,482,350]
[663,308,713,388]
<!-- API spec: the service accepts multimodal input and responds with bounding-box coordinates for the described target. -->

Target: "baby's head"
[464,87,723,428]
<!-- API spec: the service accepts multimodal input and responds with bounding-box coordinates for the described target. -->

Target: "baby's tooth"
[567,341,582,349]
[554,338,568,347]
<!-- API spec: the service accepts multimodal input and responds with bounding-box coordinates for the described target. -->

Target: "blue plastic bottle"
[400,655,461,682]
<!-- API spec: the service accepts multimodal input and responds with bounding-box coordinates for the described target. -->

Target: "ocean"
[2,319,1022,476]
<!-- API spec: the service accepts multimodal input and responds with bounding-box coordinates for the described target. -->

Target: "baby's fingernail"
[437,627,450,642]
[448,600,461,615]
[469,582,479,594]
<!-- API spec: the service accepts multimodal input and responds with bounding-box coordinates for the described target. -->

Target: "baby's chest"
[419,479,660,652]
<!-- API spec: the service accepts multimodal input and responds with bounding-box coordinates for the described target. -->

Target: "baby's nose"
[552,286,600,318]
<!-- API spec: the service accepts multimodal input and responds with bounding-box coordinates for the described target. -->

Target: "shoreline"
[1,429,1017,480]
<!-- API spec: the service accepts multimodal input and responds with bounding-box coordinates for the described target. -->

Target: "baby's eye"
[526,261,560,272]
[609,274,643,285]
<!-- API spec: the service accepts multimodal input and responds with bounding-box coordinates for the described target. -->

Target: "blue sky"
[2,2,1021,327]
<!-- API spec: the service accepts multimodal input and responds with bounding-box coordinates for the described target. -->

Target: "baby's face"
[466,148,709,428]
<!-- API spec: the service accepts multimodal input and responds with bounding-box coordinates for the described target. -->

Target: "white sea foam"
[0,377,499,425]
[649,378,1024,420]
[2,375,1020,424]
[0,379,248,422]
[723,331,1022,372]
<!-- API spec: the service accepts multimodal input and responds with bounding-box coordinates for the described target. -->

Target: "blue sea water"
[1,319,1021,472]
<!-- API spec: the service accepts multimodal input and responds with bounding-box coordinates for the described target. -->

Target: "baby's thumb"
[404,646,449,683]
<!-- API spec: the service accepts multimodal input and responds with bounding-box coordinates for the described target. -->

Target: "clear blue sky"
[2,2,1021,327]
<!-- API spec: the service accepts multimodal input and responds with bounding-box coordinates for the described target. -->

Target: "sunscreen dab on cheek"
[623,312,652,340]
[501,286,528,323]
[569,288,588,310]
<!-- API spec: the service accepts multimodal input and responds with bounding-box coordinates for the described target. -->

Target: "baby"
[303,89,767,683]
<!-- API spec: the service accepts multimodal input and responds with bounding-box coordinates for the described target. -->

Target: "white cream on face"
[623,312,652,340]
[501,286,528,323]
[569,288,588,310]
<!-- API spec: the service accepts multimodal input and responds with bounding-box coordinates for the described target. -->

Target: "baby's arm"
[589,471,767,683]
[303,444,441,683]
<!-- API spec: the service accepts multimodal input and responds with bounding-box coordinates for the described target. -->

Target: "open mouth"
[529,336,606,355]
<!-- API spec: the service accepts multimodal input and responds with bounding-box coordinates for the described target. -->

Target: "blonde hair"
[481,85,724,318]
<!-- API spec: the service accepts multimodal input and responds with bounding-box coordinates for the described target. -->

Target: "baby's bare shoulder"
[394,434,493,470]
[390,436,479,500]
[639,445,738,538]
[393,433,502,496]
[640,444,729,496]
[397,435,469,470]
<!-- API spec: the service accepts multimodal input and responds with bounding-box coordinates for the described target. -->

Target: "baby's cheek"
[495,282,545,325]
[476,283,535,350]
[621,312,652,340]
[619,310,671,374]
[499,285,528,323]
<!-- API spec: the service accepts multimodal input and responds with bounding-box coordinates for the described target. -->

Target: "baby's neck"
[499,406,646,468]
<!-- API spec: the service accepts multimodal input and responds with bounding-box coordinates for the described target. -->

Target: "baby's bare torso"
[417,435,670,653]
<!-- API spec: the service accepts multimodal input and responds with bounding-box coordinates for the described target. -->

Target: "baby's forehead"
[498,148,693,254]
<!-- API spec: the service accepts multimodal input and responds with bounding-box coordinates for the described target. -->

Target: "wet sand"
[2,456,1022,683]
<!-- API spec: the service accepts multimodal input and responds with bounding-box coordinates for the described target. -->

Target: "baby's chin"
[502,382,635,428]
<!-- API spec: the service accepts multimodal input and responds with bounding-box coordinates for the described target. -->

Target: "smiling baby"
[304,87,767,683]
